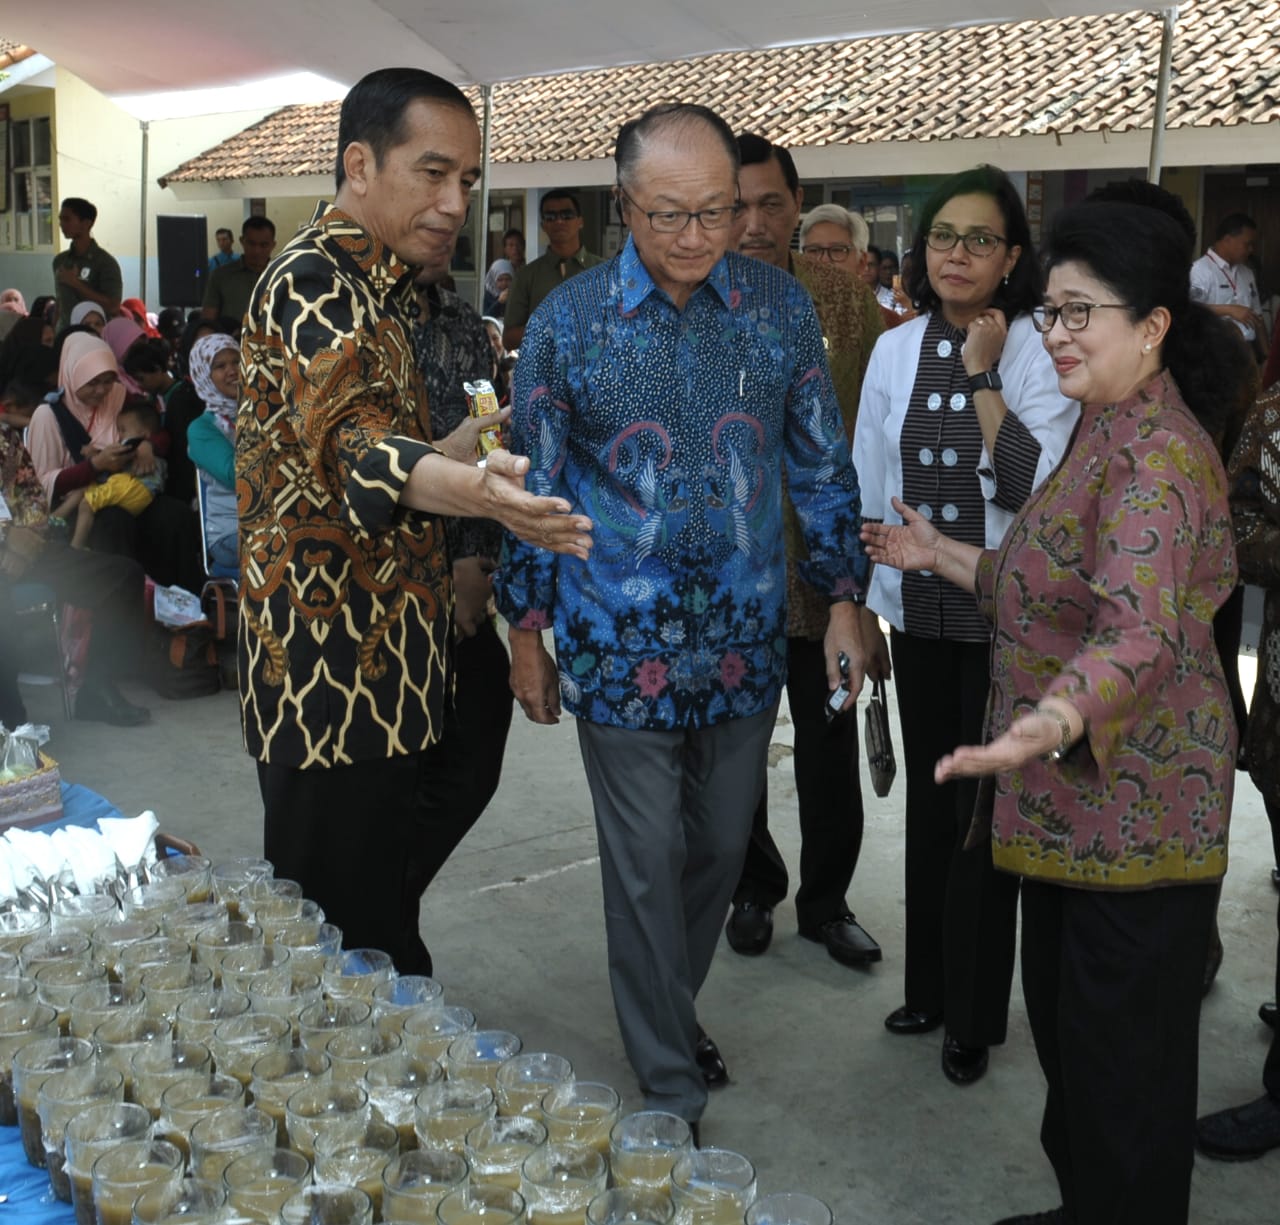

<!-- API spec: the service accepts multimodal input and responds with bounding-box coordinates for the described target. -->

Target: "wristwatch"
[968,369,1003,394]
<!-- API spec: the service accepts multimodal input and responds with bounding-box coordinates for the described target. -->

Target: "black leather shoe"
[884,1005,943,1035]
[76,681,151,727]
[941,1034,989,1085]
[1272,866,1280,891]
[689,1121,701,1149]
[695,1025,728,1089]
[1196,1094,1280,1161]
[992,1210,1068,1224]
[799,913,882,967]
[725,901,773,956]
[1261,1002,1277,1030]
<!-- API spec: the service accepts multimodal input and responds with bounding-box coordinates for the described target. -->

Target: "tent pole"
[139,119,150,304]
[1146,7,1178,184]
[477,83,493,313]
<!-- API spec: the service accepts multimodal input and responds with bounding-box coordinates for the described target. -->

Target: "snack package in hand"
[464,379,504,459]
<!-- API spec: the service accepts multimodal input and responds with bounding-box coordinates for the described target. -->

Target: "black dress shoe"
[695,1025,728,1089]
[1272,866,1280,892]
[1261,1002,1277,1030]
[992,1210,1068,1224]
[1196,1094,1280,1161]
[884,1005,943,1035]
[689,1121,701,1149]
[725,901,773,956]
[76,681,151,727]
[941,1034,989,1085]
[799,913,882,967]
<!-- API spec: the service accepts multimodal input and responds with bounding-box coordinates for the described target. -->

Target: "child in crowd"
[53,399,167,548]
[0,379,47,430]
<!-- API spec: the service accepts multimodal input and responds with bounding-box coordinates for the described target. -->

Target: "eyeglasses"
[541,209,579,223]
[805,244,853,263]
[925,226,1006,258]
[618,189,742,234]
[1031,302,1132,333]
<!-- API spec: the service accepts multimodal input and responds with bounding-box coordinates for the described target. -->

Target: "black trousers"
[891,630,1019,1045]
[0,540,146,723]
[89,498,204,595]
[733,636,864,929]
[1263,799,1280,1100]
[1020,879,1216,1225]
[257,619,513,975]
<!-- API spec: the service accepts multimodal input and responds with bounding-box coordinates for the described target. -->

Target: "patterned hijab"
[188,332,240,435]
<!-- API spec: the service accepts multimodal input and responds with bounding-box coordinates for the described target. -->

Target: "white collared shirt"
[1190,249,1261,341]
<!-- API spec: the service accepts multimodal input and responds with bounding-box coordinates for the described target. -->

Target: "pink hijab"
[29,333,126,502]
[101,317,146,396]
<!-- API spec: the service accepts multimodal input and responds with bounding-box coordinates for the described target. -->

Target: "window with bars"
[9,115,54,250]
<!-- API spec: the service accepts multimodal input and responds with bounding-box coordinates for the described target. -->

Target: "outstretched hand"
[935,712,1065,782]
[860,496,942,574]
[481,449,593,561]
[437,407,512,464]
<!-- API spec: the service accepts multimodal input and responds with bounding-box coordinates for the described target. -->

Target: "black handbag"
[864,676,897,798]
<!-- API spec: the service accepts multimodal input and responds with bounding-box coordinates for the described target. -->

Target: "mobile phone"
[119,436,145,450]
[825,651,851,722]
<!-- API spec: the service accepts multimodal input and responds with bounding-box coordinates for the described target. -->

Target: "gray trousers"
[576,703,777,1122]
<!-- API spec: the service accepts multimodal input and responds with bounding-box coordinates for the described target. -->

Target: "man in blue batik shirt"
[494,103,868,1136]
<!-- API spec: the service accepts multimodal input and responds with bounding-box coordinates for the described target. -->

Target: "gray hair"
[799,204,869,255]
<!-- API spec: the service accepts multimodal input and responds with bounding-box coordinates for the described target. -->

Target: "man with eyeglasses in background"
[727,133,885,973]
[502,189,602,350]
[496,103,869,1141]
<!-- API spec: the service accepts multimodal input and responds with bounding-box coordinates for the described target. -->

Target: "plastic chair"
[195,471,239,587]
[11,581,74,719]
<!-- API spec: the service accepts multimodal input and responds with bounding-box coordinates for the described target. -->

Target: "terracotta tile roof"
[0,38,36,71]
[159,0,1280,185]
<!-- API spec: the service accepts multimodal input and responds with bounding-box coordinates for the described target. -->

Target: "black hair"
[1085,178,1196,246]
[502,228,525,246]
[614,103,739,192]
[736,133,799,195]
[0,378,48,409]
[540,190,582,217]
[1215,212,1257,241]
[242,215,276,238]
[52,325,96,371]
[156,308,185,342]
[118,396,160,435]
[335,67,474,189]
[178,314,238,377]
[1044,202,1257,437]
[866,244,882,263]
[215,227,233,240]
[29,295,56,327]
[59,197,97,225]
[905,165,1042,320]
[880,250,900,270]
[122,337,173,379]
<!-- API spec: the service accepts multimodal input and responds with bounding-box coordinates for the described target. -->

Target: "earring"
[1143,343,1152,352]
[1002,274,1010,286]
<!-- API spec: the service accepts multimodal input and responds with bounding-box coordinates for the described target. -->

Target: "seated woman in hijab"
[28,333,202,592]
[483,259,515,318]
[184,333,240,576]
[0,289,26,342]
[69,301,107,337]
[102,316,149,397]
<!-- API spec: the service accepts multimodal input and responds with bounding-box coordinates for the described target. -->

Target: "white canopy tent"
[10,0,1178,303]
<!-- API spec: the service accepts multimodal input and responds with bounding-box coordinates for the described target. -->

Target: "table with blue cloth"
[2,782,122,1225]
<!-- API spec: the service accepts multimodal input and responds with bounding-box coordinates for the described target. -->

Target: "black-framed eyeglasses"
[1031,302,1132,333]
[925,226,1006,258]
[618,188,742,234]
[805,244,853,262]
[541,209,579,223]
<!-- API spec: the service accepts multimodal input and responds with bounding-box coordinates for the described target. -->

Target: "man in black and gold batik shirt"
[236,67,592,973]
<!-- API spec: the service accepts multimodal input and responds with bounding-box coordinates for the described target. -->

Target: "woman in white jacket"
[852,165,1078,1085]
